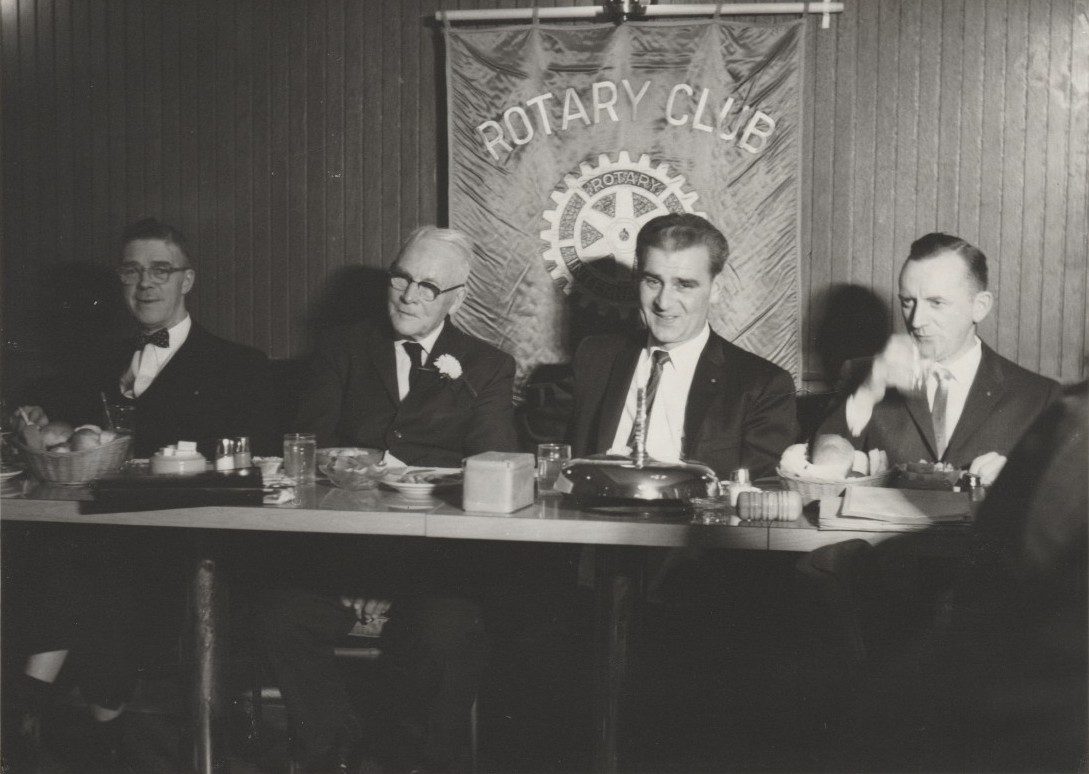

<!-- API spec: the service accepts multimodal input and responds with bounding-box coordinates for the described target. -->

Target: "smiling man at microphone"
[568,212,797,481]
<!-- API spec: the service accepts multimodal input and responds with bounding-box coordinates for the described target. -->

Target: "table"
[1,482,970,772]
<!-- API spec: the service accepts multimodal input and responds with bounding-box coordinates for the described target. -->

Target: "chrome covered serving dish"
[555,454,719,510]
[554,386,720,512]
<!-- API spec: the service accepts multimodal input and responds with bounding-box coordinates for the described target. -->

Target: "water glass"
[105,402,137,435]
[283,432,317,484]
[536,443,571,494]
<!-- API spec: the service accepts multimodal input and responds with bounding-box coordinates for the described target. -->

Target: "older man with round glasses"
[258,225,518,773]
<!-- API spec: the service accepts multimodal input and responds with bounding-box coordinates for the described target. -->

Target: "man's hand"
[969,451,1007,488]
[870,334,930,399]
[10,405,48,432]
[339,596,392,622]
[847,335,929,436]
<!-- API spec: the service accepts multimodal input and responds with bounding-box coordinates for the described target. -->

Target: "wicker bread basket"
[15,434,133,485]
[777,468,894,505]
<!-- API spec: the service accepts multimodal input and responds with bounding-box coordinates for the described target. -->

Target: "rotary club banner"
[446,18,804,387]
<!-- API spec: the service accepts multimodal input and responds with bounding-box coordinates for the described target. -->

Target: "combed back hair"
[634,213,730,277]
[397,225,474,284]
[907,232,988,291]
[122,217,193,267]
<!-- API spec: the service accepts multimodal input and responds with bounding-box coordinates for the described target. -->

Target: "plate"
[382,467,462,500]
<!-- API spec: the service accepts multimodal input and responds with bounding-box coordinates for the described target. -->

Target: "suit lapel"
[683,336,726,456]
[596,338,641,451]
[367,325,400,404]
[902,389,939,460]
[136,324,205,402]
[945,344,1005,460]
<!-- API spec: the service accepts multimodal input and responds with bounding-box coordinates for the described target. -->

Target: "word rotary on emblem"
[540,152,705,316]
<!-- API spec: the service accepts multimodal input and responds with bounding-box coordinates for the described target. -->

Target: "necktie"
[402,342,425,392]
[136,329,170,349]
[930,365,953,459]
[628,349,671,448]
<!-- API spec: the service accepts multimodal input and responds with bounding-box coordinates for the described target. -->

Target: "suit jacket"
[103,323,277,458]
[569,331,799,480]
[817,342,1062,468]
[294,318,517,467]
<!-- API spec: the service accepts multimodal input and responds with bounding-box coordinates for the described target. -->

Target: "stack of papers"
[819,487,972,532]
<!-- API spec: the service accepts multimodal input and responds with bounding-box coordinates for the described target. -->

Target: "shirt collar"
[647,324,710,372]
[937,335,983,383]
[398,320,445,359]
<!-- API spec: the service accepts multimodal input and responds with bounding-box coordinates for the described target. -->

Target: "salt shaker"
[215,438,236,471]
[726,467,760,506]
[233,436,252,468]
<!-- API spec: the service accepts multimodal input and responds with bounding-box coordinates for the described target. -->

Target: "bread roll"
[811,434,855,479]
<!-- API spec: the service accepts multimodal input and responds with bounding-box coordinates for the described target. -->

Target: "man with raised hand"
[818,232,1061,486]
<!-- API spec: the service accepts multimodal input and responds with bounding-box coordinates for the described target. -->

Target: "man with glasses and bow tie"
[5,217,276,771]
[107,217,277,457]
[568,213,798,481]
[258,226,517,773]
[817,232,1061,485]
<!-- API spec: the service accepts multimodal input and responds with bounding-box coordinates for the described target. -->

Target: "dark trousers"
[257,587,487,768]
[6,525,188,711]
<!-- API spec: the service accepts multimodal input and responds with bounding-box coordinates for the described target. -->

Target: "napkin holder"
[88,468,265,512]
[463,451,535,513]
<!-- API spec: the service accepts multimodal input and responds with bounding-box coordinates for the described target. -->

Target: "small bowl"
[382,467,463,500]
[253,456,283,477]
[316,447,384,472]
[321,455,389,491]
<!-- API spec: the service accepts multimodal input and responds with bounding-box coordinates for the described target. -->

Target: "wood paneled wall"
[2,0,1086,386]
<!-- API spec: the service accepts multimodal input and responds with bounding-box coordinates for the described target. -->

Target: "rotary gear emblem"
[541,151,705,316]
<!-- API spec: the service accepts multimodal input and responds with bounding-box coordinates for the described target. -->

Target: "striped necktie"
[628,349,671,448]
[930,364,953,459]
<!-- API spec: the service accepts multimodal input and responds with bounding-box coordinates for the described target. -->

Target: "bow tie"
[135,329,170,349]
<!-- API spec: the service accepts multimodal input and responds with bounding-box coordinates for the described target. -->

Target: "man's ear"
[971,289,993,324]
[447,286,467,317]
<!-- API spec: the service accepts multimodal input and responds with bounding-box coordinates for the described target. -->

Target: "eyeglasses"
[387,272,464,303]
[117,264,190,285]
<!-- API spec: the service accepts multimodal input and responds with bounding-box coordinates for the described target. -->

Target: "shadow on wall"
[814,284,891,387]
[307,265,391,339]
[4,262,130,421]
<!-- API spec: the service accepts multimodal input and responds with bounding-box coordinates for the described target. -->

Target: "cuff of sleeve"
[845,391,873,437]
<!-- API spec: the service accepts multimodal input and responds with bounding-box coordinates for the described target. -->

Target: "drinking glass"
[105,402,137,435]
[536,443,571,495]
[283,433,317,484]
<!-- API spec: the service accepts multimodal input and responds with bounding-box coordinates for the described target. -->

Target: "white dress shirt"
[846,336,983,440]
[121,315,192,398]
[609,324,710,463]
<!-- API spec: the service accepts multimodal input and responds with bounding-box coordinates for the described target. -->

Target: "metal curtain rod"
[437,3,844,25]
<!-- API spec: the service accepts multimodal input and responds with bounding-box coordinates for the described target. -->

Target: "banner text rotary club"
[476,79,778,161]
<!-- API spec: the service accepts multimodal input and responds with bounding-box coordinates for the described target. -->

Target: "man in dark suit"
[834,382,1086,772]
[817,232,1061,484]
[569,213,797,480]
[258,226,518,773]
[6,217,276,770]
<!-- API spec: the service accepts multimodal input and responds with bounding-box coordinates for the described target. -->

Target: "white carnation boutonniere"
[431,354,477,397]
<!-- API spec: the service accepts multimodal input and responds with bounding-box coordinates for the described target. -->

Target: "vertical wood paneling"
[1062,0,1088,380]
[1,0,1085,389]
